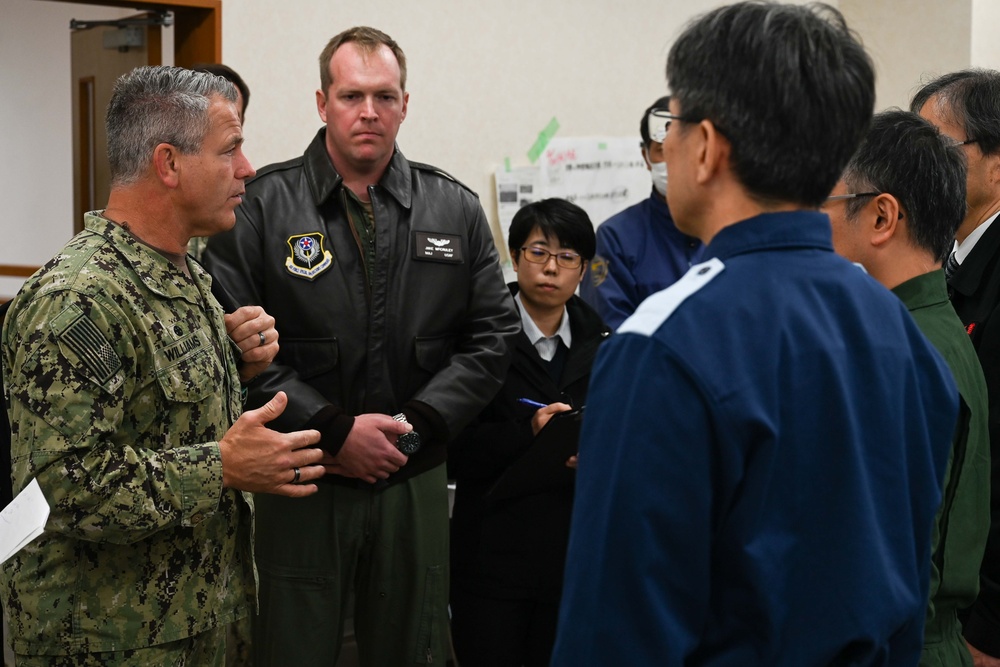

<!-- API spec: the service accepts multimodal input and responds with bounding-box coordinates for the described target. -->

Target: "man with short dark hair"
[552,4,959,665]
[581,96,702,329]
[203,25,519,666]
[1,65,324,666]
[913,68,1000,667]
[825,109,990,667]
[192,63,250,122]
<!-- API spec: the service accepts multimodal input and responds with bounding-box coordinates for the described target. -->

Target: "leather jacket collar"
[302,128,413,210]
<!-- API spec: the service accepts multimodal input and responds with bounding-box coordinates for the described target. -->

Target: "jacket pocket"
[278,337,339,380]
[414,334,457,374]
[153,334,220,403]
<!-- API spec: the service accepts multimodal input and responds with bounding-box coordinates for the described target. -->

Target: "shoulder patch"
[285,233,333,280]
[49,303,122,385]
[589,255,609,287]
[617,258,725,336]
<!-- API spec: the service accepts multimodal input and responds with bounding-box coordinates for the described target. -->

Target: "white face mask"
[649,160,668,196]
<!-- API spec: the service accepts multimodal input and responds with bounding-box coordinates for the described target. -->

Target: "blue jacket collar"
[705,210,833,262]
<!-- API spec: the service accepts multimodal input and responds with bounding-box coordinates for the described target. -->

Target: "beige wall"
[840,0,971,111]
[0,0,133,297]
[972,0,1000,68]
[220,0,748,247]
[0,0,986,296]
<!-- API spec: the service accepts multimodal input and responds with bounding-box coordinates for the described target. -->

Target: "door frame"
[1,0,223,284]
[46,0,221,67]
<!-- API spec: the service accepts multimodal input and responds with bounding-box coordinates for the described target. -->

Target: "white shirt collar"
[955,210,1000,263]
[515,291,572,361]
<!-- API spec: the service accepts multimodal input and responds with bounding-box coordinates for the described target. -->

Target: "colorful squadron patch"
[285,233,333,280]
[589,255,609,287]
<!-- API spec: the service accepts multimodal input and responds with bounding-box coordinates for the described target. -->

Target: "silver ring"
[291,467,300,484]
[258,331,266,347]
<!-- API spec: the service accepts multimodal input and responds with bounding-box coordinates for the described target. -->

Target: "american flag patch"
[60,313,122,383]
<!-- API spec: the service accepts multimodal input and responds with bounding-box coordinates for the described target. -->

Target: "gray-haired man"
[1,65,323,665]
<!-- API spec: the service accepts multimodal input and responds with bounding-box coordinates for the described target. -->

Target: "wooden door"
[71,17,160,232]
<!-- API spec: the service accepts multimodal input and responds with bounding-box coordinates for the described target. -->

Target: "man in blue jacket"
[581,96,703,329]
[552,3,959,665]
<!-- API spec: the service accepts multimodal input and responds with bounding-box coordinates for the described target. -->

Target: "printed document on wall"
[539,137,649,226]
[495,165,542,263]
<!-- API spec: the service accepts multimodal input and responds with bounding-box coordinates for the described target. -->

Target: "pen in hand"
[517,397,548,410]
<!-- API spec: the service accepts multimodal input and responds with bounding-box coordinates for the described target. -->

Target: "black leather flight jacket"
[203,129,520,488]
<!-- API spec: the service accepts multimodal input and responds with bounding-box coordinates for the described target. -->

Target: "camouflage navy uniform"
[0,213,253,662]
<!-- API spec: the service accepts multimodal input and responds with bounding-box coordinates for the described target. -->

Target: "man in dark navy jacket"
[552,4,959,666]
[580,96,703,329]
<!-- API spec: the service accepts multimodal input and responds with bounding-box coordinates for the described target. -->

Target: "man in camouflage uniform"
[0,66,326,666]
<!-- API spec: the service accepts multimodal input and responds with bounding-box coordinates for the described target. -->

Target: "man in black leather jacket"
[203,26,519,667]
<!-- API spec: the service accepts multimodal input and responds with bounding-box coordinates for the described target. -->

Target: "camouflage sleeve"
[5,289,225,544]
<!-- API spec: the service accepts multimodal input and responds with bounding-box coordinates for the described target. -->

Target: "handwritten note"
[0,478,50,564]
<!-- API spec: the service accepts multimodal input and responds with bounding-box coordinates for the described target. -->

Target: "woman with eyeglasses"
[447,198,610,667]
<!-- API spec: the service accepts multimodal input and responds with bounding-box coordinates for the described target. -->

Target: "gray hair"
[106,65,238,186]
[911,68,1000,157]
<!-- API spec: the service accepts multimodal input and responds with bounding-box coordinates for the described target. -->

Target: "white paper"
[495,166,542,256]
[0,478,50,565]
[494,137,651,284]
[538,137,651,227]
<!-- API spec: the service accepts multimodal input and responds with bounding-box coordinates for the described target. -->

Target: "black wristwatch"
[392,413,422,455]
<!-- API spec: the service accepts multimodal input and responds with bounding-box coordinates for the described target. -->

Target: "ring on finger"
[291,467,300,484]
[258,331,267,347]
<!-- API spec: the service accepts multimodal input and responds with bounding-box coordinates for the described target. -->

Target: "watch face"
[396,431,421,455]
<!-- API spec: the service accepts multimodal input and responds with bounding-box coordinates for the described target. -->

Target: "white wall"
[0,0,131,297]
[221,0,742,243]
[972,0,1000,68]
[0,0,985,298]
[840,0,971,111]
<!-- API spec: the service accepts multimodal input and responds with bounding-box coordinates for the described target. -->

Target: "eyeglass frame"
[824,192,881,203]
[517,246,584,270]
[649,108,703,139]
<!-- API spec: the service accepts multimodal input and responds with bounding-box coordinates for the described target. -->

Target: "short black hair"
[508,198,596,262]
[666,1,874,207]
[911,68,1000,156]
[640,95,672,148]
[192,63,250,116]
[843,109,966,263]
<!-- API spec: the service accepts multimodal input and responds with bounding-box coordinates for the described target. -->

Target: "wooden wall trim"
[44,0,222,65]
[45,0,219,12]
[0,265,39,278]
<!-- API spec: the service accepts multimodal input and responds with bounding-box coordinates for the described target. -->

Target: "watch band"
[392,413,422,455]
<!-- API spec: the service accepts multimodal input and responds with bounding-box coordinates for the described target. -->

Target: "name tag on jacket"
[413,232,463,263]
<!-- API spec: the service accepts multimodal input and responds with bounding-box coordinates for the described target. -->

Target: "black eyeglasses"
[824,192,881,203]
[519,246,583,269]
[956,138,979,147]
[649,108,702,135]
